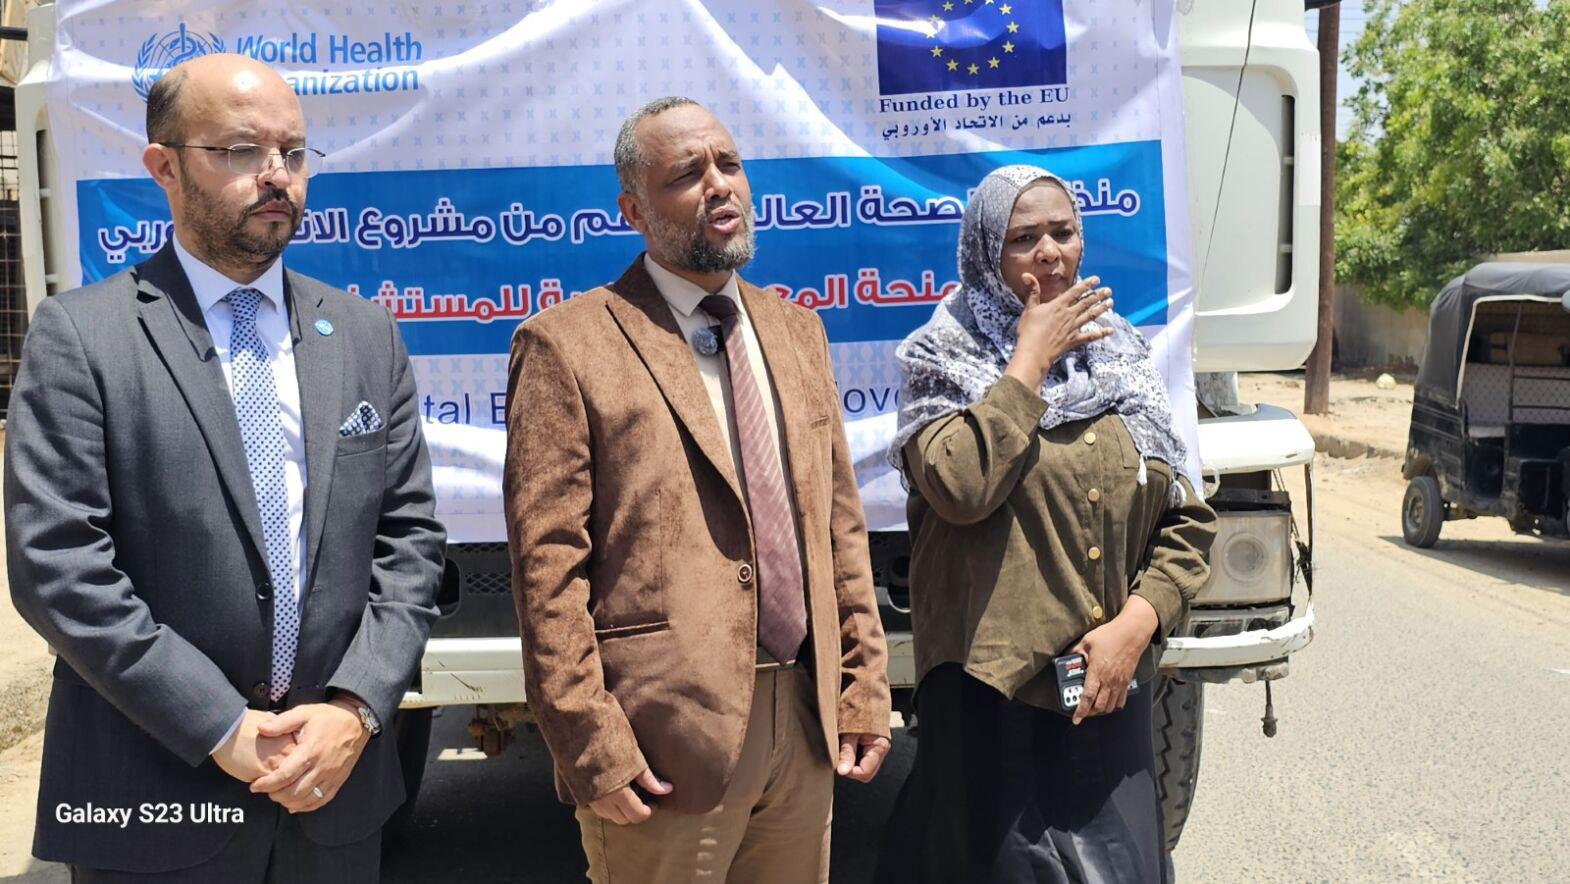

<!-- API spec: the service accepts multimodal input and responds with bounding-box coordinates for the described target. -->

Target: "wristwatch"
[337,695,382,737]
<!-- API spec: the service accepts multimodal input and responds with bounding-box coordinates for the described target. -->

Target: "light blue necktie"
[226,288,297,704]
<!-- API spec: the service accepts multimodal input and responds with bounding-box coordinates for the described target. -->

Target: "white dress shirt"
[172,238,307,753]
[643,254,791,485]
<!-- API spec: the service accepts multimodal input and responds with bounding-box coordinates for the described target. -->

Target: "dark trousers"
[876,663,1165,884]
[69,801,379,884]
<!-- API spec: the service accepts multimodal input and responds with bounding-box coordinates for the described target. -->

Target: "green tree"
[1337,0,1570,308]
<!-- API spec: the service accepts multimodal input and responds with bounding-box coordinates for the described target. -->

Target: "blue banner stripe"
[78,143,1166,356]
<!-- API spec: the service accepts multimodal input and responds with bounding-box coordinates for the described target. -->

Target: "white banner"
[50,0,1196,540]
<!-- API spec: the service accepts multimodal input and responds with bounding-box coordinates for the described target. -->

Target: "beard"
[646,198,756,274]
[180,174,301,270]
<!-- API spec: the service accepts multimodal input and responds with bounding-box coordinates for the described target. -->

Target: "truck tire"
[385,707,434,837]
[1401,475,1444,548]
[1153,676,1203,852]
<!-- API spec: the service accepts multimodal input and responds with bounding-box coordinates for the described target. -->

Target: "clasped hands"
[212,696,371,813]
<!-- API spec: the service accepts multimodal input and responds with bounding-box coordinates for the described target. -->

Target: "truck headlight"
[1195,510,1292,605]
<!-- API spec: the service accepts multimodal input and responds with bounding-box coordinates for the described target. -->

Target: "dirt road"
[0,499,56,759]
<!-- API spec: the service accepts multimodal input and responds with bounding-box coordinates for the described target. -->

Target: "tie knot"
[227,287,264,321]
[699,294,740,324]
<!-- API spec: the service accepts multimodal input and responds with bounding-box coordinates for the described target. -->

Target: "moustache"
[700,200,746,225]
[246,192,298,219]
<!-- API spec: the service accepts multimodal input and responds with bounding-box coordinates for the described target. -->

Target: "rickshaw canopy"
[1415,262,1570,406]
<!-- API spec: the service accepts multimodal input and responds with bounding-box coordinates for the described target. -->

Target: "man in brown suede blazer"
[503,97,891,883]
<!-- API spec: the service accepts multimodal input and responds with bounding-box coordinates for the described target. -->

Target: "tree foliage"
[1337,0,1570,308]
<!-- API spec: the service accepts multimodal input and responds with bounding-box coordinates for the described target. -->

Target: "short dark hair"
[145,67,190,145]
[613,95,700,196]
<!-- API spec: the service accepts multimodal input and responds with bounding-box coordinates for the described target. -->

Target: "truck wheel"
[385,708,434,837]
[1401,475,1444,548]
[1153,676,1203,852]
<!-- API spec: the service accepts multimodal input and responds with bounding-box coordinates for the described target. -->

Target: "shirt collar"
[642,253,741,318]
[172,234,286,317]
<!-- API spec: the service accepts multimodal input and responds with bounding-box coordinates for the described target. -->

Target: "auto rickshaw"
[1401,262,1570,547]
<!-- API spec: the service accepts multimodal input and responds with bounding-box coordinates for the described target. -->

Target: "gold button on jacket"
[901,376,1217,710]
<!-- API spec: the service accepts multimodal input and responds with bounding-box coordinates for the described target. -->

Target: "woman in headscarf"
[874,165,1218,884]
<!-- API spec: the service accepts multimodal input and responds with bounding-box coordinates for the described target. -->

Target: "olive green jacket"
[902,375,1218,707]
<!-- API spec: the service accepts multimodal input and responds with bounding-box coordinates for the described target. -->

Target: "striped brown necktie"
[699,294,808,663]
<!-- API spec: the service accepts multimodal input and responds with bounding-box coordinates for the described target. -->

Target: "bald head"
[146,54,300,146]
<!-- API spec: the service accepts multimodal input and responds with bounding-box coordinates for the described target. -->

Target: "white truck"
[12,0,1319,852]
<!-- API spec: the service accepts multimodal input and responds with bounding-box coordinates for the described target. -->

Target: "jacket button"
[1087,546,1102,561]
[250,682,269,701]
[1087,488,1101,503]
[1084,431,1098,446]
[1091,605,1105,620]
[255,581,273,601]
[738,563,754,584]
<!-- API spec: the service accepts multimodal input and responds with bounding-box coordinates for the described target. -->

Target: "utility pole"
[1305,1,1339,414]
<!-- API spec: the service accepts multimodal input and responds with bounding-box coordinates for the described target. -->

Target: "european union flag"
[875,0,1067,96]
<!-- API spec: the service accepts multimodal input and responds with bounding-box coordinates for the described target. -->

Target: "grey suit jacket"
[4,243,445,872]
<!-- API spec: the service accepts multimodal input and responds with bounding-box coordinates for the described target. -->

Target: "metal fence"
[1,84,22,422]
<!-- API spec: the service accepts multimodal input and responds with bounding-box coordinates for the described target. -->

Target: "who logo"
[133,23,224,101]
[874,0,1067,95]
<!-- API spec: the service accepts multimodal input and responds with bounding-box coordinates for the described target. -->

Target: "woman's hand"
[1069,594,1160,725]
[1004,274,1115,391]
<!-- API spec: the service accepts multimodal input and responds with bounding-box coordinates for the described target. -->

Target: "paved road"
[1170,457,1570,884]
[4,454,1569,882]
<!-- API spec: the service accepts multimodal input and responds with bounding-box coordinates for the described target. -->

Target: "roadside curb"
[1309,430,1403,461]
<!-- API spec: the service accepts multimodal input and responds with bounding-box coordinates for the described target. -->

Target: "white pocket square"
[339,401,385,437]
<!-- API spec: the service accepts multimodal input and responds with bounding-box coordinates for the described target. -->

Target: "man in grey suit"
[4,53,444,881]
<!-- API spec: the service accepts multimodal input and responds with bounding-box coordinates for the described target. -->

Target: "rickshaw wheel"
[1402,476,1444,548]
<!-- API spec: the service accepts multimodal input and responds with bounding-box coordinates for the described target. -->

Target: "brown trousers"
[576,667,834,884]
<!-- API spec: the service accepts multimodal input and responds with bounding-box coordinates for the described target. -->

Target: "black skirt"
[875,664,1165,884]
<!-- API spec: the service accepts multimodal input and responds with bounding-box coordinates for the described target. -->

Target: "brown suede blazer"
[503,256,891,812]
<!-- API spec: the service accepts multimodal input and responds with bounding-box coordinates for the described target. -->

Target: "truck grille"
[431,543,518,638]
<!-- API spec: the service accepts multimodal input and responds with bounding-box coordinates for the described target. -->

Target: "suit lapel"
[604,259,744,507]
[133,245,270,564]
[739,279,823,545]
[286,270,344,588]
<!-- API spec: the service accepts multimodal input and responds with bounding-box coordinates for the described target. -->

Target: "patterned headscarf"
[888,164,1187,493]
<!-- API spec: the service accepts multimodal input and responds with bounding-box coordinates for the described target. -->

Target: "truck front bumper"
[1158,604,1315,670]
[881,606,1316,691]
[401,637,526,709]
[400,604,1317,708]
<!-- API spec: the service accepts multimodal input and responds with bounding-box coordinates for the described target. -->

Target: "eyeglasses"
[160,143,327,179]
